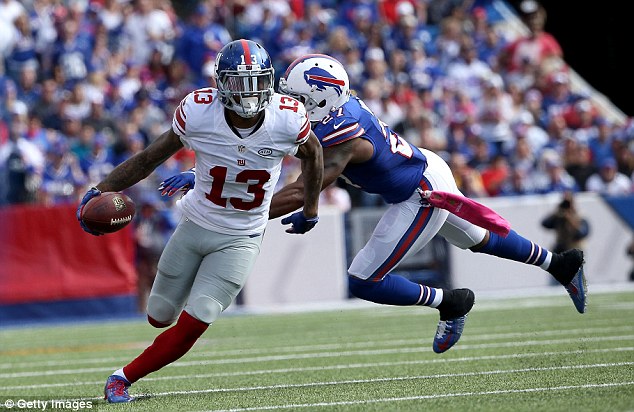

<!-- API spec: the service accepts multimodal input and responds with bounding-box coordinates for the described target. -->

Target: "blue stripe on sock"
[478,230,550,267]
[348,275,425,306]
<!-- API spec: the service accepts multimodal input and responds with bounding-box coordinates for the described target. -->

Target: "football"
[80,192,136,234]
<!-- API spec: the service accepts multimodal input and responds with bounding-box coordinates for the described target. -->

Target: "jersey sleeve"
[291,98,311,145]
[171,93,193,148]
[318,118,365,148]
[296,116,311,145]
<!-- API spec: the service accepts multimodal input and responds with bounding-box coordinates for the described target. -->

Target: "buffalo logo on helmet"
[304,67,345,96]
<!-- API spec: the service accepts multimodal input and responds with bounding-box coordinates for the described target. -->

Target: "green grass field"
[1,289,633,412]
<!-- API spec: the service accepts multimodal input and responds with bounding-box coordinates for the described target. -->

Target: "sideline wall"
[0,204,137,323]
[450,192,632,293]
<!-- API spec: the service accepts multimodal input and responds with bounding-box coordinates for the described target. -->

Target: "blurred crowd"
[1,0,633,214]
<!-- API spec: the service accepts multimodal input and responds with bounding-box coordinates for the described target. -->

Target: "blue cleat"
[433,288,475,354]
[104,375,134,403]
[548,249,587,313]
[433,315,468,354]
[564,265,587,314]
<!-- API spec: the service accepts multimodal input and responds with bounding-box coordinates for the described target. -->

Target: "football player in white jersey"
[164,54,587,355]
[76,39,323,403]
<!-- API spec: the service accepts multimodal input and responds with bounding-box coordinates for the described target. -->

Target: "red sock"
[123,311,208,383]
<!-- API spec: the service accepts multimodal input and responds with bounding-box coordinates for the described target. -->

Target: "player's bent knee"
[147,295,178,326]
[187,296,224,324]
[147,314,171,328]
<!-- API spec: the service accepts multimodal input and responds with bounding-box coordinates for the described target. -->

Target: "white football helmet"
[279,54,350,122]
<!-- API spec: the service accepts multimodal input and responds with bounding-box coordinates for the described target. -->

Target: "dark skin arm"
[96,128,184,192]
[287,130,324,219]
[269,136,373,219]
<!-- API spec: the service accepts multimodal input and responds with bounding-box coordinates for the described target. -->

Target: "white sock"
[429,288,443,308]
[540,251,553,270]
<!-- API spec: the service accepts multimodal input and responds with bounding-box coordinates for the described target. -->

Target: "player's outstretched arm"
[278,132,323,234]
[77,128,183,235]
[96,128,184,193]
[269,138,355,220]
[295,132,323,219]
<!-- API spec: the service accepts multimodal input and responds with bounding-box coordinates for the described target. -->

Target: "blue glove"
[281,211,319,234]
[159,168,195,196]
[76,187,103,236]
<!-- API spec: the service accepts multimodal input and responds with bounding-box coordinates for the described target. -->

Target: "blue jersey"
[312,96,427,203]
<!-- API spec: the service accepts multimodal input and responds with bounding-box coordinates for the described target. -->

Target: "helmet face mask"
[279,54,350,122]
[215,40,275,118]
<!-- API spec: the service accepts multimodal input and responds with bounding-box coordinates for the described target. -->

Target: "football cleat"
[104,375,134,403]
[564,265,587,314]
[433,288,475,354]
[548,249,587,313]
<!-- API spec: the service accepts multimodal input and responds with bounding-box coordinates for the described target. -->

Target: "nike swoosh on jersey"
[333,120,345,129]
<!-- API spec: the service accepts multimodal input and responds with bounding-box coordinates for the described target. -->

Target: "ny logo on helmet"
[304,68,345,96]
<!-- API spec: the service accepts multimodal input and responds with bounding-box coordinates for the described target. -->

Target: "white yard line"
[2,347,633,390]
[202,381,634,412]
[3,324,633,370]
[3,334,634,379]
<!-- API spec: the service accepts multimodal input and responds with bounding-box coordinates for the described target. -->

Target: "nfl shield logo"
[238,145,246,153]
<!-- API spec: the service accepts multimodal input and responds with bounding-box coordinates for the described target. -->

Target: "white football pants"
[348,148,487,281]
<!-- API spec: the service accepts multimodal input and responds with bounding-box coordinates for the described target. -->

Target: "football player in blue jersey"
[161,54,587,354]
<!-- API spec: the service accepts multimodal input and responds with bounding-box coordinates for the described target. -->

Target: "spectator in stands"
[449,151,487,198]
[40,137,85,205]
[5,13,38,81]
[79,131,115,184]
[587,117,616,169]
[508,110,549,154]
[387,1,435,57]
[534,150,579,194]
[480,154,510,196]
[84,92,118,136]
[509,135,537,173]
[434,16,463,70]
[499,167,536,196]
[52,18,92,87]
[612,134,634,178]
[543,108,573,151]
[566,98,599,132]
[176,3,231,83]
[541,71,584,116]
[446,38,493,103]
[0,107,44,204]
[586,157,632,195]
[474,20,507,71]
[499,0,562,74]
[563,138,595,191]
[523,88,548,128]
[0,0,26,25]
[122,0,175,68]
[476,73,514,155]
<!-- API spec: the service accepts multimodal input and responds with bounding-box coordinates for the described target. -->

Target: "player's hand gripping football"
[158,168,195,196]
[281,211,319,234]
[76,187,103,236]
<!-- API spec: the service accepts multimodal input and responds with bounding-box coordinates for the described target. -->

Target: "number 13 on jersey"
[205,166,271,211]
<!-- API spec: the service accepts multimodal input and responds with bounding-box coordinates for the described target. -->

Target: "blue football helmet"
[215,39,275,118]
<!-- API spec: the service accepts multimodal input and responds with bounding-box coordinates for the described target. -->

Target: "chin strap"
[418,189,511,237]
